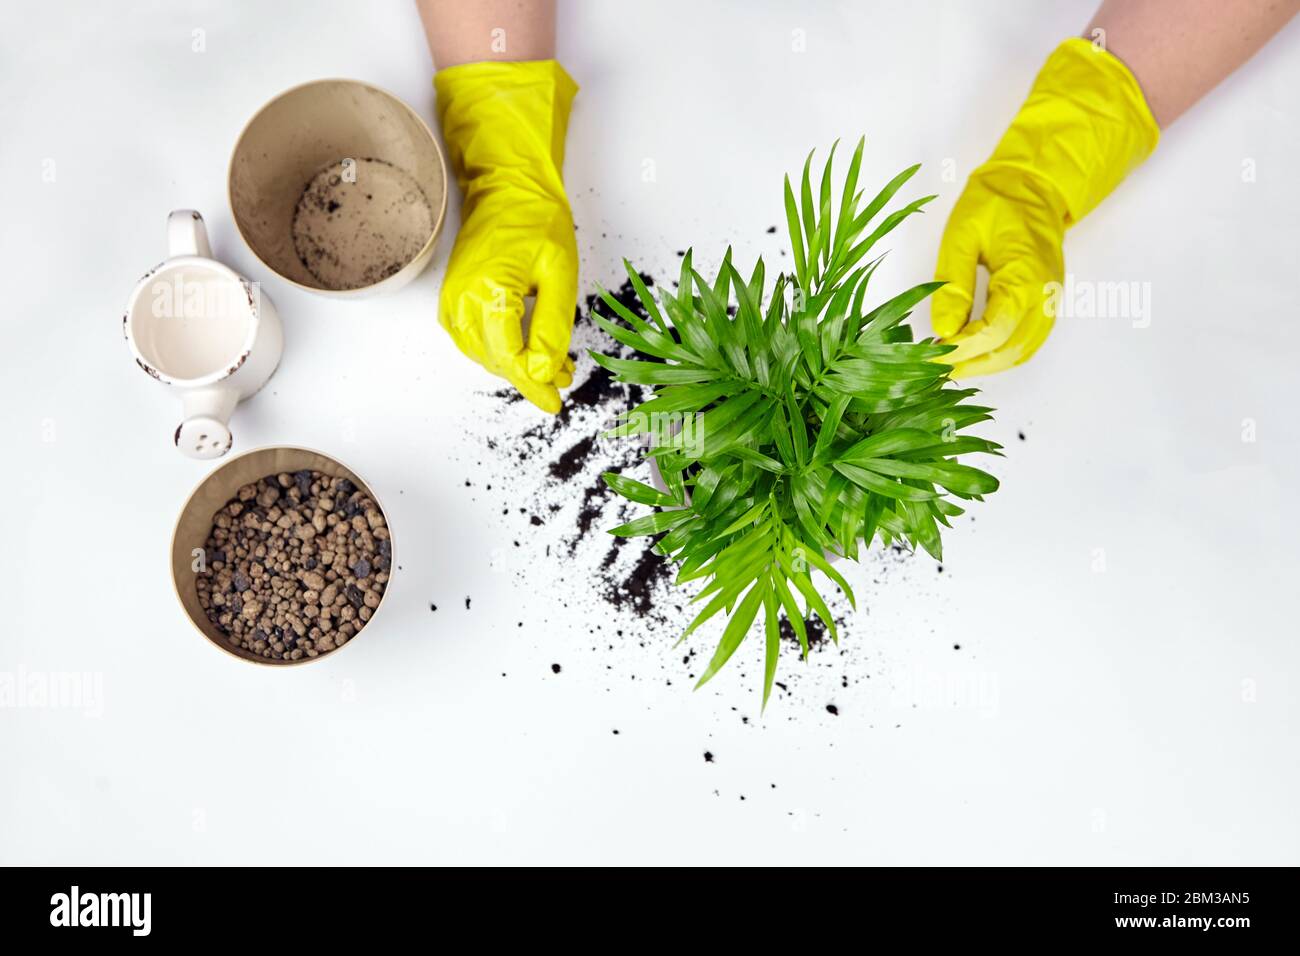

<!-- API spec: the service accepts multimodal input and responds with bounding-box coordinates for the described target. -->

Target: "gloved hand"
[932,38,1160,377]
[435,59,579,412]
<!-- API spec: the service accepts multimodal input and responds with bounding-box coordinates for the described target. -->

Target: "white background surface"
[2,0,1299,865]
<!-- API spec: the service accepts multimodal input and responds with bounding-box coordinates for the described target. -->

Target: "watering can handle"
[167,209,213,259]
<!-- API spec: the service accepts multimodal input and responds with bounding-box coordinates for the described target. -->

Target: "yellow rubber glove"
[932,38,1160,377]
[435,59,579,413]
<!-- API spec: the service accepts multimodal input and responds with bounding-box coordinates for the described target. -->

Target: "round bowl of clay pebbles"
[228,78,448,297]
[171,446,394,665]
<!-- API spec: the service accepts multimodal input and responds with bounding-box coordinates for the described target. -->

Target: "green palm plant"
[592,137,1001,707]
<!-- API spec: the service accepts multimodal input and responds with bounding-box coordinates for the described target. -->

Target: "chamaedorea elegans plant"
[592,138,1001,707]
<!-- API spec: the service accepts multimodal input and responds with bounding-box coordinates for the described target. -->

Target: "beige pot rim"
[227,77,449,297]
[171,444,395,666]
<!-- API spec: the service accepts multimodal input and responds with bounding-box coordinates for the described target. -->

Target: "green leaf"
[607,509,694,538]
[859,281,945,336]
[896,436,1004,459]
[813,393,852,461]
[785,390,809,467]
[625,262,669,333]
[677,248,694,308]
[905,496,943,560]
[799,150,816,266]
[831,196,936,288]
[689,463,732,514]
[835,136,865,251]
[726,445,786,473]
[777,550,839,645]
[811,142,836,272]
[795,305,822,375]
[659,288,726,369]
[762,581,780,711]
[815,469,849,530]
[855,458,1000,496]
[717,500,768,537]
[726,260,764,346]
[588,351,718,386]
[591,313,694,364]
[627,380,735,417]
[784,175,807,286]
[601,472,680,507]
[854,163,920,236]
[695,581,766,689]
[833,462,937,501]
[770,404,796,466]
[861,492,884,549]
[839,428,939,461]
[799,544,856,610]
[770,571,808,659]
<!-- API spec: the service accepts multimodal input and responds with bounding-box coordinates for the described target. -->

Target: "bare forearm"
[1085,0,1300,127]
[416,0,555,69]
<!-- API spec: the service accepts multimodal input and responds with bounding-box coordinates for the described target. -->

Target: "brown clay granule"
[196,470,390,661]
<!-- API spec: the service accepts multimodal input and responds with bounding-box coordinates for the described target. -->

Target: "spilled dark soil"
[482,276,679,626]
[460,271,923,706]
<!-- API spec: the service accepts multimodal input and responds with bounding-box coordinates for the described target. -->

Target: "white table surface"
[3,0,1298,865]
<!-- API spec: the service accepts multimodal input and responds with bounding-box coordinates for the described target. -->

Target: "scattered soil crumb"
[461,270,932,708]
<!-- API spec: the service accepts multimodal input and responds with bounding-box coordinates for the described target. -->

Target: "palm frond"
[594,137,999,709]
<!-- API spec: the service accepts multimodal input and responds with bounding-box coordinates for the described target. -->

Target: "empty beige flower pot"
[229,79,448,296]
[171,446,394,665]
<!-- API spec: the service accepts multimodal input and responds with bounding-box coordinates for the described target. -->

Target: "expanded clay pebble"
[196,470,390,661]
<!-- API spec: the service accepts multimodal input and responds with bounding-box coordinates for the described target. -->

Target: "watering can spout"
[175,388,238,459]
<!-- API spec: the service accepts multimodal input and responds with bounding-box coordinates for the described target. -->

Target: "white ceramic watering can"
[124,210,283,460]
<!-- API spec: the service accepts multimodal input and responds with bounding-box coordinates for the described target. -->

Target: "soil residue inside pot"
[292,157,433,290]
